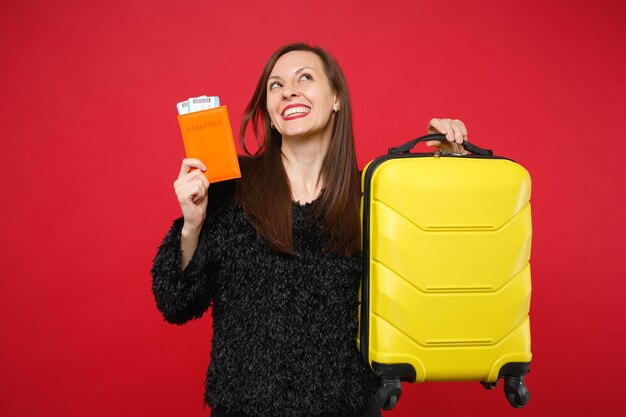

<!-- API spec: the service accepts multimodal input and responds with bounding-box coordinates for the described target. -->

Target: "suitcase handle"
[388,134,493,156]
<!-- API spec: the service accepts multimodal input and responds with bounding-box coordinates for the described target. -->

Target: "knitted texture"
[151,180,371,417]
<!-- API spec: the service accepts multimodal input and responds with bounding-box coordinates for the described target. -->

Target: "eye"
[299,73,312,82]
[269,81,283,89]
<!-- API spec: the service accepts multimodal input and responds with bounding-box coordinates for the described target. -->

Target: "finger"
[184,177,209,202]
[455,119,468,140]
[194,177,204,192]
[450,122,464,144]
[425,140,443,147]
[179,158,207,178]
[197,181,208,201]
[181,168,209,187]
[439,119,455,143]
[191,184,204,204]
[187,183,206,205]
[196,175,210,194]
[428,118,447,135]
[197,171,210,190]
[176,173,205,197]
[194,171,211,192]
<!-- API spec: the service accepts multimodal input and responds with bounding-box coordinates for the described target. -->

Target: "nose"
[282,82,300,99]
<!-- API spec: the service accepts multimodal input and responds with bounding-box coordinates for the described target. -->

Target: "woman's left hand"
[426,118,468,154]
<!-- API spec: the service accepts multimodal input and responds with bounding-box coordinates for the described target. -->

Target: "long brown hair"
[236,43,361,256]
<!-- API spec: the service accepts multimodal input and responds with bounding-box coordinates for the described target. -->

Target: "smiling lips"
[281,104,311,120]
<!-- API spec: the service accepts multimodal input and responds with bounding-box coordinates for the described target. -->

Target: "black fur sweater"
[151,180,371,417]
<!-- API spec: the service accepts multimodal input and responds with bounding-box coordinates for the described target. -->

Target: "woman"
[151,43,468,417]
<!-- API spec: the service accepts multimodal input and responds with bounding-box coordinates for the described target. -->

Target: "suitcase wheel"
[375,378,402,410]
[383,395,399,410]
[503,375,530,408]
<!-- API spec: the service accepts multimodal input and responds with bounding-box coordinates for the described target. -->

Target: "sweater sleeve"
[150,180,236,325]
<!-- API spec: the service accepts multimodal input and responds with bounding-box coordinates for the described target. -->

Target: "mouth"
[281,104,311,120]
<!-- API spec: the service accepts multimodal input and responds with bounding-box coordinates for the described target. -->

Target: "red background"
[1,1,625,416]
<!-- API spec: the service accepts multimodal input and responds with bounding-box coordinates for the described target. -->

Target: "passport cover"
[177,105,241,183]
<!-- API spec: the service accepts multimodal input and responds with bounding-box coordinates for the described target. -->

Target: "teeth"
[282,106,310,117]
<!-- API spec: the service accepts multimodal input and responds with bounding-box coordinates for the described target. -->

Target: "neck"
[281,133,330,204]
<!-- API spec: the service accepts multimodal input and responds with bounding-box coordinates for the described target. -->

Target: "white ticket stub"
[176,95,220,115]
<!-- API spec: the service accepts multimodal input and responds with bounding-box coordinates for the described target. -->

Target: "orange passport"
[177,106,241,183]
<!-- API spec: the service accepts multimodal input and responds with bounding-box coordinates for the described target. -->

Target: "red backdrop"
[1,0,625,416]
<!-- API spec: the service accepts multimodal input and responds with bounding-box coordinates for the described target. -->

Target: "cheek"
[266,98,280,121]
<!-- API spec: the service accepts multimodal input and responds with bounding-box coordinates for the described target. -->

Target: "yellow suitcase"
[359,134,532,409]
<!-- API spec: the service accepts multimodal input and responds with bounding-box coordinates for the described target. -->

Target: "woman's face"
[266,51,338,140]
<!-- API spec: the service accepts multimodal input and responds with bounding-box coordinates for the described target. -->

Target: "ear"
[333,95,340,112]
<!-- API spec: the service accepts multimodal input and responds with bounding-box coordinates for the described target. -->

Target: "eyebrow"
[268,66,315,81]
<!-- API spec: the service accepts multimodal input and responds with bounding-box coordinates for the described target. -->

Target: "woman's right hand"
[174,158,210,232]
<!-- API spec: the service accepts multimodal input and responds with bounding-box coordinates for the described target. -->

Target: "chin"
[281,127,313,139]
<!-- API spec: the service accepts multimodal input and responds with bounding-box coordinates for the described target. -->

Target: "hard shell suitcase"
[359,134,532,409]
